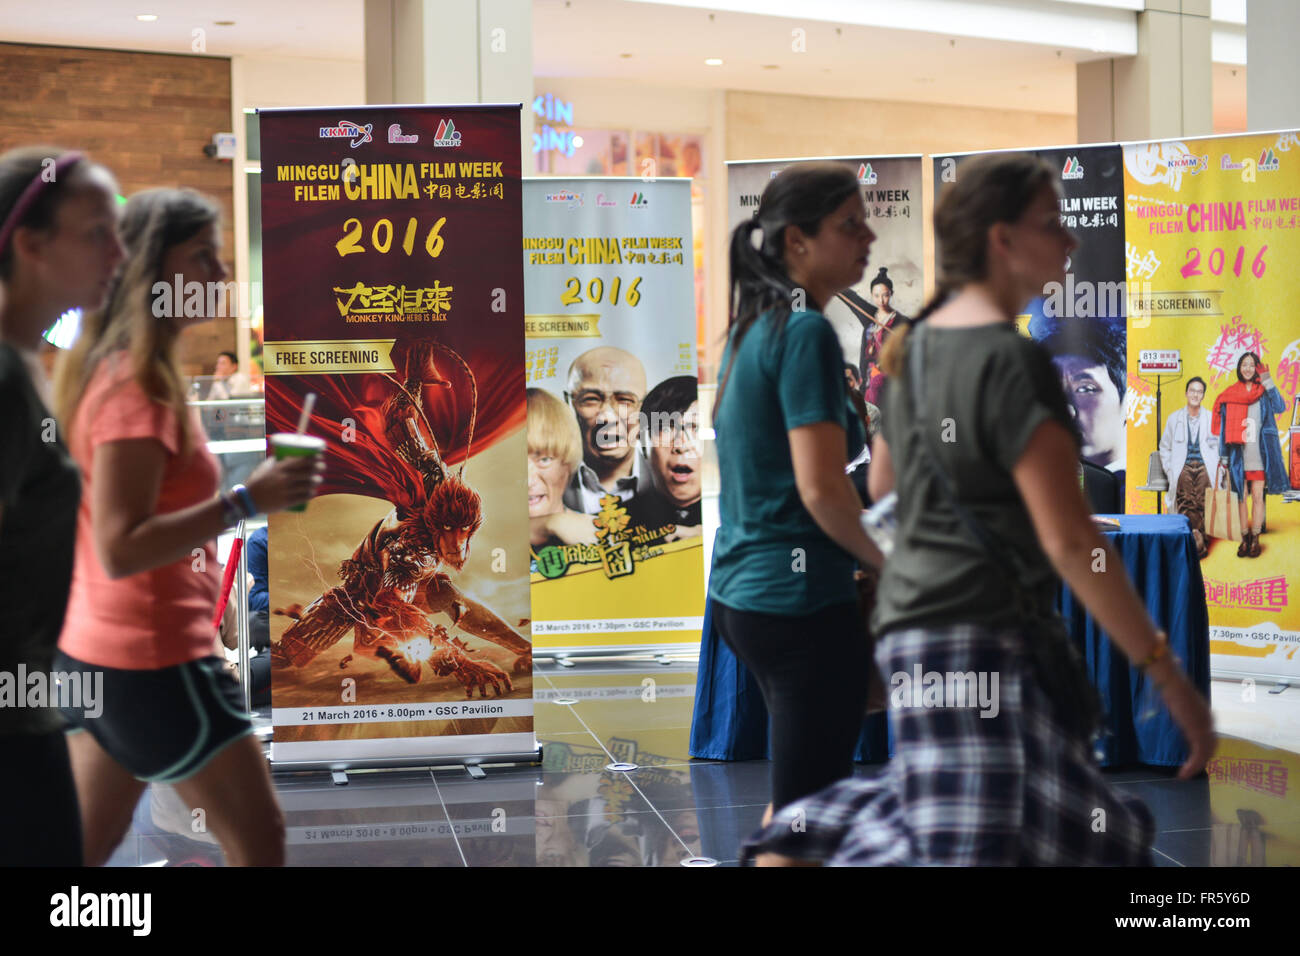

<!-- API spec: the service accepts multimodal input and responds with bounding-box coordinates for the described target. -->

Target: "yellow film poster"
[522,179,705,652]
[1123,131,1300,679]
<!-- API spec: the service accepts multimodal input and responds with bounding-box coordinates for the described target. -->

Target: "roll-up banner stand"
[1120,129,1300,686]
[934,132,1300,688]
[932,144,1130,500]
[522,177,705,656]
[726,155,925,406]
[259,104,538,770]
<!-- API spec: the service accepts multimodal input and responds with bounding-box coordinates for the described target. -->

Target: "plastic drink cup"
[269,433,326,513]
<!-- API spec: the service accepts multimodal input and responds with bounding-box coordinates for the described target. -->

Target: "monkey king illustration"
[266,340,530,697]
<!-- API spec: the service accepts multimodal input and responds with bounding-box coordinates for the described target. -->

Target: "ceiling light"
[572,136,584,148]
[136,14,158,21]
[705,58,723,66]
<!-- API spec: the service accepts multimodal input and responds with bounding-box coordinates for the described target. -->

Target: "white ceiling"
[0,0,1248,124]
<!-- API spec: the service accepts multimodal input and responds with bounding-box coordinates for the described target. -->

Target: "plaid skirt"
[740,624,1155,866]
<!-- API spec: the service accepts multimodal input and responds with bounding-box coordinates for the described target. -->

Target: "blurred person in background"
[0,146,124,866]
[206,349,252,399]
[52,187,323,866]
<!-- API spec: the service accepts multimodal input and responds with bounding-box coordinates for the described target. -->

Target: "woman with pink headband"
[0,146,125,865]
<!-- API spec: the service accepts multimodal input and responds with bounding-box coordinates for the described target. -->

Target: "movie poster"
[934,146,1129,504]
[259,105,534,763]
[1122,130,1300,681]
[522,178,704,652]
[727,156,924,409]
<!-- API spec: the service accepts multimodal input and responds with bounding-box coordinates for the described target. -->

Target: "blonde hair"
[527,387,582,470]
[55,188,220,459]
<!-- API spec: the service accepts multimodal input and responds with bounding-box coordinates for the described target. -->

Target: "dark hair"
[727,162,860,351]
[643,374,698,419]
[869,267,893,292]
[881,152,1056,376]
[218,350,238,366]
[1037,317,1127,401]
[1236,352,1261,384]
[0,146,87,279]
[641,374,698,447]
[1186,376,1206,394]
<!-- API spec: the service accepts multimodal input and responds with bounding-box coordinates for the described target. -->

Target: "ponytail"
[719,162,861,416]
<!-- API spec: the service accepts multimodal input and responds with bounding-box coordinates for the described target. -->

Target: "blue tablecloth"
[689,513,1210,768]
[1060,513,1211,767]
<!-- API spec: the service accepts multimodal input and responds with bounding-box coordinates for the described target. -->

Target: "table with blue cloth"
[689,513,1210,768]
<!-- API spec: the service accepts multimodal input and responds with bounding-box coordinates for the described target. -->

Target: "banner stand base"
[268,746,543,777]
[539,642,700,664]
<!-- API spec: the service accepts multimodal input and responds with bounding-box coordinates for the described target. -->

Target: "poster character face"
[1237,352,1259,383]
[527,387,583,516]
[649,400,701,507]
[1185,379,1205,408]
[528,452,571,517]
[1055,354,1124,467]
[566,347,647,465]
[871,281,892,314]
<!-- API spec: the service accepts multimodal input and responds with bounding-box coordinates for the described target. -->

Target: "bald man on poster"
[562,346,654,514]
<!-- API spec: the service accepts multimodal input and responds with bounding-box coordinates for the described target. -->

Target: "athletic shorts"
[54,650,253,783]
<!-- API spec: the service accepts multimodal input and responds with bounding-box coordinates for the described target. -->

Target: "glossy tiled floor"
[103,665,1300,867]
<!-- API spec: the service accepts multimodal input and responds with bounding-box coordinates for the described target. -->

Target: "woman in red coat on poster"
[1210,351,1289,558]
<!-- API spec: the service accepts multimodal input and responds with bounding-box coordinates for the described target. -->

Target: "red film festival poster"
[259,106,535,764]
[1123,130,1300,682]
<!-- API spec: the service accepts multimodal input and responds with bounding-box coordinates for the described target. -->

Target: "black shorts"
[54,650,253,783]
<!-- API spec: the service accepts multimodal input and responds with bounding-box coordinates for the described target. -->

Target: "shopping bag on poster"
[1205,461,1241,542]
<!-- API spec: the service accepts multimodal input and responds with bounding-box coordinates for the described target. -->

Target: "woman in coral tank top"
[53,188,323,866]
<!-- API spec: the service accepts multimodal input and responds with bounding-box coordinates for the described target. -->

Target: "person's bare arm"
[868,434,896,501]
[1012,419,1214,778]
[789,422,883,569]
[93,438,321,580]
[93,438,230,579]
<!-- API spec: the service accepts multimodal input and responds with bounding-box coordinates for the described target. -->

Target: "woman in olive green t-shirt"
[744,152,1214,867]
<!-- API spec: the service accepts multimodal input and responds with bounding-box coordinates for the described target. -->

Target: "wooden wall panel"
[0,43,236,375]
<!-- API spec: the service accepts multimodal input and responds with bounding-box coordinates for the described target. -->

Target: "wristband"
[1137,632,1170,672]
[231,483,260,519]
[217,490,242,528]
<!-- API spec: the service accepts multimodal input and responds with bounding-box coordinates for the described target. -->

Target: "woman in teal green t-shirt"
[710,163,884,818]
